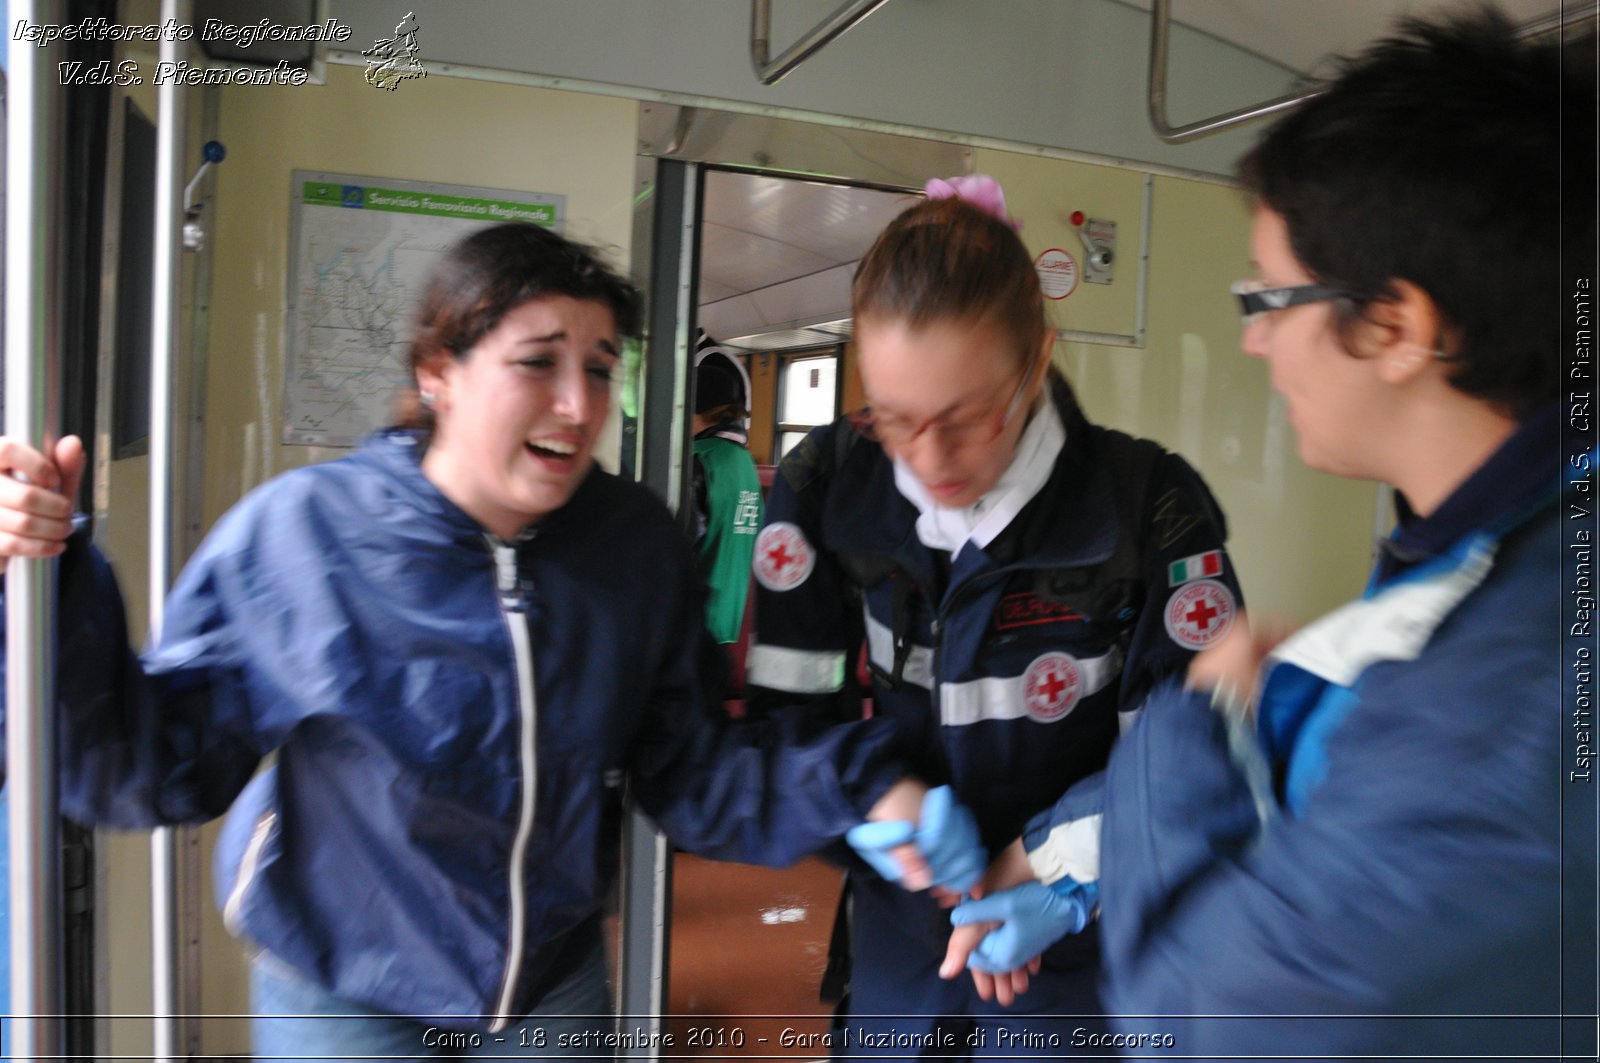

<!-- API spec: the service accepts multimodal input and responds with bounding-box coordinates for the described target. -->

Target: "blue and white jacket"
[0,430,907,1031]
[1098,404,1588,1059]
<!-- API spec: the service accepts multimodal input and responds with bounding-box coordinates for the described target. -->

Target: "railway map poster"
[284,171,564,446]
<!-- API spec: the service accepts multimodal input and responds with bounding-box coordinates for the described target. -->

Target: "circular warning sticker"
[1034,248,1080,300]
[1163,579,1237,649]
[1022,651,1083,723]
[752,521,816,592]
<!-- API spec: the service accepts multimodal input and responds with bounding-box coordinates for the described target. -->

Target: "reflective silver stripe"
[939,647,1121,726]
[863,611,934,690]
[490,538,539,1033]
[221,809,276,937]
[746,642,847,694]
[1026,812,1104,886]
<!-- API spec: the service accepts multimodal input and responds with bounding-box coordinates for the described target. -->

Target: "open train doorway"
[694,169,909,464]
[660,166,911,1057]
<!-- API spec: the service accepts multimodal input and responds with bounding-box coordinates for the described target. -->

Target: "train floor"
[664,853,842,1059]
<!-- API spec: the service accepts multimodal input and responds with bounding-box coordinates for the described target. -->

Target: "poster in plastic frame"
[283,170,564,446]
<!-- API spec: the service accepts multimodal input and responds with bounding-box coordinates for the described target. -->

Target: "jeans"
[250,931,612,1061]
[0,788,9,1058]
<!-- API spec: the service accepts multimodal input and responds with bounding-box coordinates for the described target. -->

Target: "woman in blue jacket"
[1089,11,1596,1059]
[0,223,930,1060]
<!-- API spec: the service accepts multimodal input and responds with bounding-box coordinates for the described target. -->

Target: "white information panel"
[284,171,564,446]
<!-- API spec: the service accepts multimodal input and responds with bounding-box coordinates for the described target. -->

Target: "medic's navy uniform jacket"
[1098,403,1586,1061]
[0,430,907,1032]
[746,374,1242,1047]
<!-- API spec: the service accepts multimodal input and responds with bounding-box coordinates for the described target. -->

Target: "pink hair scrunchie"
[924,174,1022,231]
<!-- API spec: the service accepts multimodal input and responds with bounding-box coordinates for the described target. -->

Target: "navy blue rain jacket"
[0,430,907,1030]
[1098,405,1588,1059]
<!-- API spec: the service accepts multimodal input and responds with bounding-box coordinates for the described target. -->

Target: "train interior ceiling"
[2,0,1590,1058]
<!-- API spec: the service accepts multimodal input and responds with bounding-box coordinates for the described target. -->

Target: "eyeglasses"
[1231,280,1347,325]
[848,362,1034,450]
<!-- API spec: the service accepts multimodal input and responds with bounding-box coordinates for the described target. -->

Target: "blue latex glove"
[949,879,1100,973]
[844,818,916,884]
[914,785,985,893]
[846,785,984,893]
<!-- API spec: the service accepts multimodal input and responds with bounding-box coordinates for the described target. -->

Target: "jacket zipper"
[221,809,277,937]
[487,533,539,1032]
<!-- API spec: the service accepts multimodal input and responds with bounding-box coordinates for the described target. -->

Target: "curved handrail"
[750,0,892,86]
[1148,0,1596,145]
[1147,0,1313,144]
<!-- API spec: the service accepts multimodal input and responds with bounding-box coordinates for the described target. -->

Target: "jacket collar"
[1377,401,1561,582]
[891,387,1065,555]
[695,421,749,446]
[357,428,603,550]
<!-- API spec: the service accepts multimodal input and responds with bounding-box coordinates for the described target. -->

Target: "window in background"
[775,350,839,458]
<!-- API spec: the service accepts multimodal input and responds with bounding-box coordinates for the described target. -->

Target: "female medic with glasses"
[741,177,1244,1055]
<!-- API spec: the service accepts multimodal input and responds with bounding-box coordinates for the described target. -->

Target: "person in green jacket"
[691,340,764,645]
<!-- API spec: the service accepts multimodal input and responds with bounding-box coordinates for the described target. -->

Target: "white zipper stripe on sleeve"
[1267,538,1495,687]
[221,809,277,937]
[1027,812,1104,887]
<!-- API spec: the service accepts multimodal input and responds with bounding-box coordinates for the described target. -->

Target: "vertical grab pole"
[5,1,68,1060]
[149,2,191,1059]
[618,157,699,1052]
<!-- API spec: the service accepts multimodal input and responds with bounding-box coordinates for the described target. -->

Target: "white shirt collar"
[892,393,1065,556]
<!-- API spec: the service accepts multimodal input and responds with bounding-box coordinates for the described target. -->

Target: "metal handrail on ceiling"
[750,0,892,86]
[1149,0,1599,145]
[1147,0,1310,144]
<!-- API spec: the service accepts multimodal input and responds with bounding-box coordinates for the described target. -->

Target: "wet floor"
[666,853,842,1058]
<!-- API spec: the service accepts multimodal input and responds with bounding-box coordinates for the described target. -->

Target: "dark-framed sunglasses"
[1231,280,1348,324]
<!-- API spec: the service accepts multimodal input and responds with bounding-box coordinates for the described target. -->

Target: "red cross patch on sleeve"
[1162,579,1236,648]
[752,522,816,592]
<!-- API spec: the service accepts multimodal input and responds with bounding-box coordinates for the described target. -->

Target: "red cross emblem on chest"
[1022,652,1083,722]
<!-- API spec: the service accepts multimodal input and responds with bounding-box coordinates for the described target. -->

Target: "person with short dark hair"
[1092,9,1596,1057]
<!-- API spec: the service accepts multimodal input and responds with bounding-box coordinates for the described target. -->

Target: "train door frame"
[623,138,943,1045]
[618,156,699,1043]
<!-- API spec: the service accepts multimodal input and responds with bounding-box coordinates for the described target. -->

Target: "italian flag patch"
[1168,549,1223,586]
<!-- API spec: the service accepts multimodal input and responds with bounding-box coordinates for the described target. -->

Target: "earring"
[420,389,436,407]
